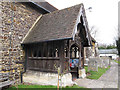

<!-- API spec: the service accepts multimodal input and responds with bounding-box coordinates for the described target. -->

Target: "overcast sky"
[46,0,119,45]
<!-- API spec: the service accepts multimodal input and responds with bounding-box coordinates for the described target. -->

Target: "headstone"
[101,57,111,68]
[88,57,98,71]
[84,58,89,66]
[78,69,86,78]
[97,57,104,68]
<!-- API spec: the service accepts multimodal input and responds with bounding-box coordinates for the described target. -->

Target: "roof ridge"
[43,3,83,17]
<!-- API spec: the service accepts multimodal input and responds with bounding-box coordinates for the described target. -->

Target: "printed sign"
[70,59,79,68]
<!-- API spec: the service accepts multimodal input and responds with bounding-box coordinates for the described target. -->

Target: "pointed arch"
[75,15,89,46]
[70,43,80,59]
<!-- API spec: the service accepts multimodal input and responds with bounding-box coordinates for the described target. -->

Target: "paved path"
[75,61,118,88]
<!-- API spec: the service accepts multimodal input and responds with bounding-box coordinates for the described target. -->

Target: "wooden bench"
[0,73,13,88]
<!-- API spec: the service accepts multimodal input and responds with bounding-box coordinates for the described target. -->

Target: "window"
[29,49,33,57]
[55,48,59,57]
[30,42,61,58]
[43,49,47,57]
[76,47,79,58]
[49,49,53,57]
[33,50,37,57]
[64,48,68,57]
[72,47,75,58]
[38,50,41,57]
[70,44,79,59]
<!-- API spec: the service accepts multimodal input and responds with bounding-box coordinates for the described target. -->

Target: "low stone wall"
[23,70,76,87]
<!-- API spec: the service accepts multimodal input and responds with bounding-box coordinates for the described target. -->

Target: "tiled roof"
[22,4,83,44]
[29,0,58,12]
[35,2,58,12]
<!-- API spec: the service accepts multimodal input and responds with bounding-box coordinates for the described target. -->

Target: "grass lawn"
[7,85,91,90]
[85,66,110,80]
[114,60,120,64]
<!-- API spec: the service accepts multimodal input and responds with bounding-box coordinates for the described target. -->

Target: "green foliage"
[106,45,116,49]
[114,60,120,64]
[116,38,120,56]
[9,85,57,88]
[85,66,110,80]
[64,85,91,89]
[98,46,106,49]
[8,85,91,89]
[98,45,116,49]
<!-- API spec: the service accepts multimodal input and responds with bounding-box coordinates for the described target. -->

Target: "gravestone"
[79,69,86,78]
[88,57,98,71]
[97,57,104,68]
[84,58,89,66]
[101,57,111,68]
[88,57,111,72]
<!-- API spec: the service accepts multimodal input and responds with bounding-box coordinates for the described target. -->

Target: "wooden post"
[57,67,60,90]
[78,42,81,69]
[83,47,86,68]
[68,40,71,71]
[24,45,28,72]
[59,41,64,73]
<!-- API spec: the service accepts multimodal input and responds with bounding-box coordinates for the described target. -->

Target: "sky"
[46,0,119,45]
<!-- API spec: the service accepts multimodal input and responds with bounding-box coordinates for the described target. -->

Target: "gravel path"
[75,61,118,88]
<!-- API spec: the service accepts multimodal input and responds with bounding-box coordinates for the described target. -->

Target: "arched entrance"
[70,44,80,79]
[69,15,89,79]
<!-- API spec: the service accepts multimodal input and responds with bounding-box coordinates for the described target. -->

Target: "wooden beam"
[24,45,28,72]
[28,68,58,73]
[28,57,60,60]
[59,41,64,73]
[78,42,81,69]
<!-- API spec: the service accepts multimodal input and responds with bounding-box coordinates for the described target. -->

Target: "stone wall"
[0,2,2,72]
[1,2,41,80]
[23,70,75,87]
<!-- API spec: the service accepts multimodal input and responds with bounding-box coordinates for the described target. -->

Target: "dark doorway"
[70,44,79,80]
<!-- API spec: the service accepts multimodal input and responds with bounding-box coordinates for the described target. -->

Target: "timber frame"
[22,20,90,74]
[22,4,92,76]
[23,40,82,73]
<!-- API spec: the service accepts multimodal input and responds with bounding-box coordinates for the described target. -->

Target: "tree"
[98,44,116,49]
[116,38,120,56]
[89,26,98,38]
[116,26,120,56]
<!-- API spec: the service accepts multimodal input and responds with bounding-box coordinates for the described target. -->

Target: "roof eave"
[22,37,72,45]
[29,0,51,13]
